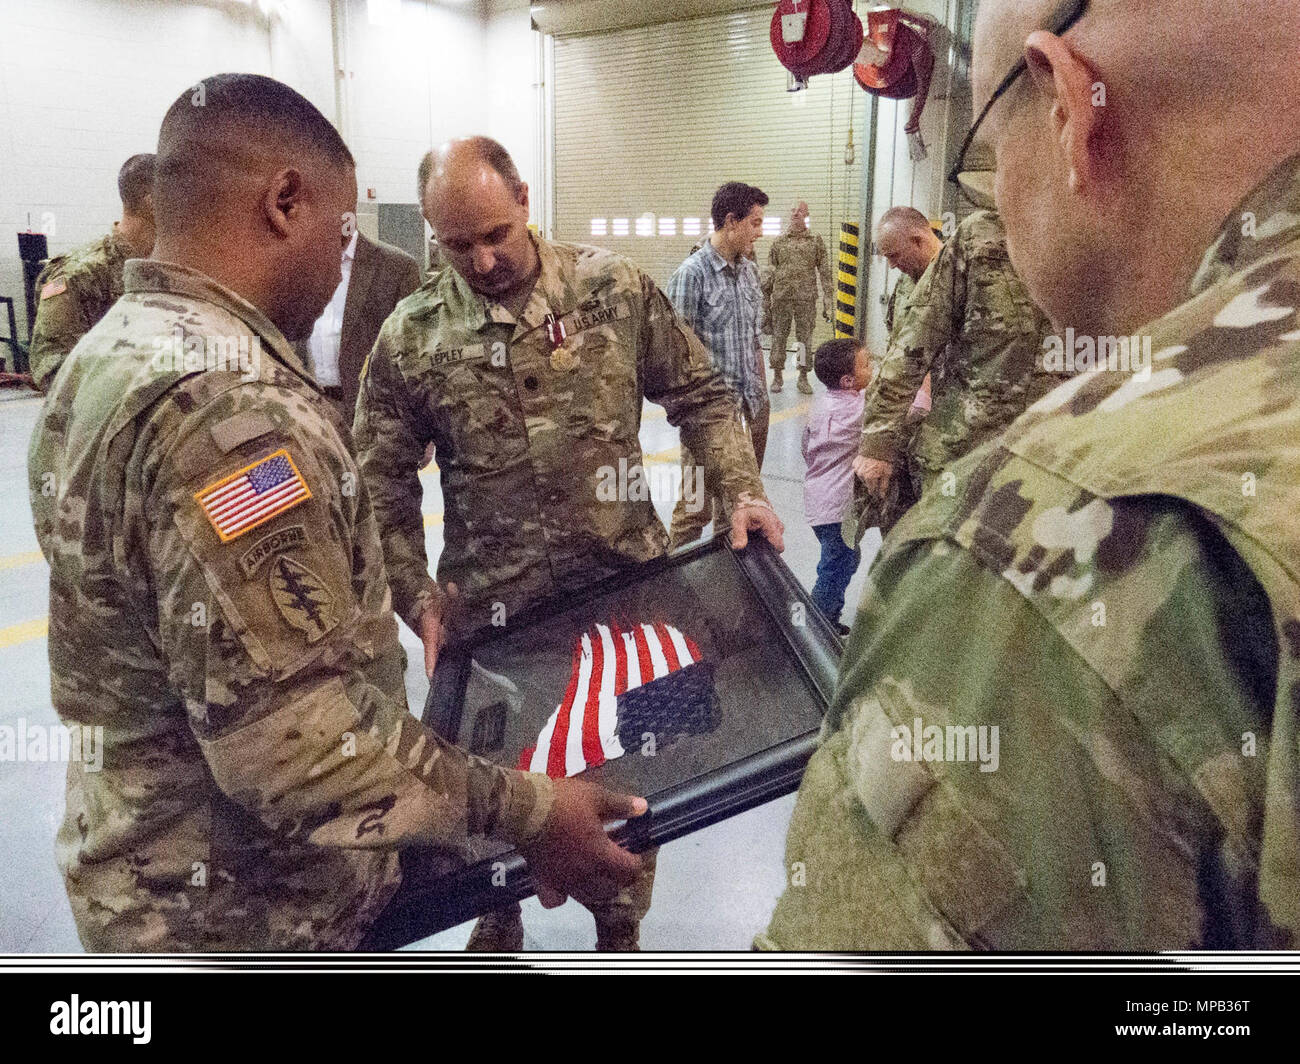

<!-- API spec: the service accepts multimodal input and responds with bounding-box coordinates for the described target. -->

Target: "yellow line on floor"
[0,617,48,650]
[0,550,44,571]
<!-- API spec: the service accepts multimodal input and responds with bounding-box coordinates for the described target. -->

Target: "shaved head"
[877,206,942,281]
[152,74,358,342]
[973,0,1300,333]
[156,73,353,234]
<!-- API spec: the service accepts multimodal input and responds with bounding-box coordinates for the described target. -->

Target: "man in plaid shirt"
[666,181,770,547]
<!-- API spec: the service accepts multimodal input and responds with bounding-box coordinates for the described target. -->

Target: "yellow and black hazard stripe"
[835,222,859,339]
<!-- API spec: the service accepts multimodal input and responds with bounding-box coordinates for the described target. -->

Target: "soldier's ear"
[264,168,305,239]
[1024,30,1107,198]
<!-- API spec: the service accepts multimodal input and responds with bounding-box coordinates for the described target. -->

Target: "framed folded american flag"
[367,535,841,948]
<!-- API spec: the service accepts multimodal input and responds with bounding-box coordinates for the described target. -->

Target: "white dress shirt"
[307,232,358,387]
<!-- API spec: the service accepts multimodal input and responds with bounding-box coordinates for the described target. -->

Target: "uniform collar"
[1188,150,1300,297]
[123,259,313,383]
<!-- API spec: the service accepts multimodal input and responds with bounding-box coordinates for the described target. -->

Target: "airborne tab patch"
[196,449,312,543]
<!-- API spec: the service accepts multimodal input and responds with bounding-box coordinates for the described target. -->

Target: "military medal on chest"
[545,312,579,372]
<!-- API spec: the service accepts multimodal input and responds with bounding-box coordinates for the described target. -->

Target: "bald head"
[422,136,536,302]
[973,0,1300,333]
[877,206,942,281]
[423,136,522,208]
[152,74,358,342]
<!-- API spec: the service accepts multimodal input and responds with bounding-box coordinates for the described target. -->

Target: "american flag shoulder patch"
[195,448,312,543]
[40,278,67,300]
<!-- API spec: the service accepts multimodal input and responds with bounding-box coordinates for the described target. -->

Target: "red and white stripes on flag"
[195,449,312,543]
[519,622,703,778]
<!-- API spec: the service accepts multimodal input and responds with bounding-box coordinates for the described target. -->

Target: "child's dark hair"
[813,337,862,389]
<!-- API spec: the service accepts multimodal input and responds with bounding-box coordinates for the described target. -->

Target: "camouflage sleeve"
[858,239,958,463]
[352,327,443,633]
[146,393,553,852]
[763,497,1278,950]
[817,235,833,305]
[638,273,769,512]
[29,262,89,392]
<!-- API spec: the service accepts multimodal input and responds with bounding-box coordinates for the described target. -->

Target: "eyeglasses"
[947,0,1089,187]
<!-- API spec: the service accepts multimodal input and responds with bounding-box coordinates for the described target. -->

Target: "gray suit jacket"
[298,233,421,421]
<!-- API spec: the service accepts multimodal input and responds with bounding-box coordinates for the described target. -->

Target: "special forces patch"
[269,554,337,643]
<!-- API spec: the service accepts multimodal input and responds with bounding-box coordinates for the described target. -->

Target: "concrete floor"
[0,337,879,952]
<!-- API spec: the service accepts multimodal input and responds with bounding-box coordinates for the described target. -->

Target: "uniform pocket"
[841,692,1030,948]
[427,363,528,478]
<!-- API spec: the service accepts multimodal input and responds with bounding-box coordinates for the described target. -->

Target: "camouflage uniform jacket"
[761,151,1300,950]
[354,235,768,637]
[858,210,1058,479]
[28,260,553,952]
[30,228,134,392]
[883,273,915,336]
[767,228,832,306]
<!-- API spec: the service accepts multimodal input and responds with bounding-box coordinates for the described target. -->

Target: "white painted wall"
[0,0,285,337]
[339,0,488,206]
[483,1,543,227]
[0,0,499,339]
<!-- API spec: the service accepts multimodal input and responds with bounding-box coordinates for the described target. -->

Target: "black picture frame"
[364,535,842,949]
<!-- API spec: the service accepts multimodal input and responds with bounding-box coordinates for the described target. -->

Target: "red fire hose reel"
[769,0,863,80]
[771,3,936,155]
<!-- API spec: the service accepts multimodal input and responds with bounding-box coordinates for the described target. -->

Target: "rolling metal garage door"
[550,7,867,293]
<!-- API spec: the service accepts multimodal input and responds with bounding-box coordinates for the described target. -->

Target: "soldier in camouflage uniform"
[354,137,783,951]
[27,76,645,953]
[854,209,1059,503]
[29,153,156,392]
[844,207,946,542]
[766,202,832,394]
[762,0,1300,949]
